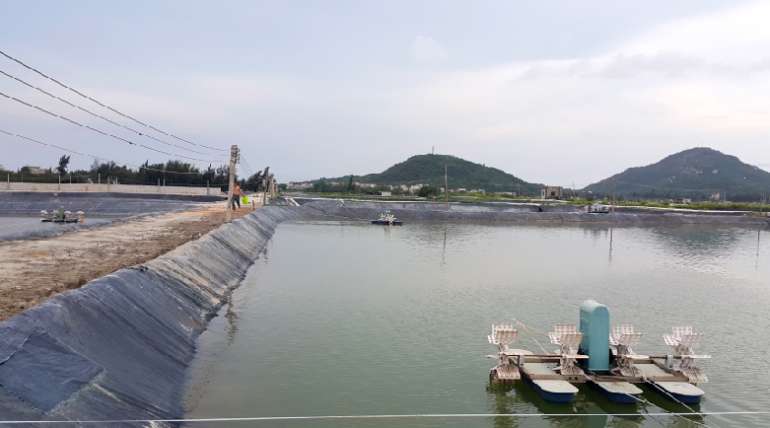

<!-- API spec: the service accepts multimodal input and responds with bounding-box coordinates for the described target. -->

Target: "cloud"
[410,35,448,64]
[5,2,770,186]
[379,1,770,185]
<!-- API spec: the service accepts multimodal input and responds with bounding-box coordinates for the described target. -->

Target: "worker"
[232,184,242,210]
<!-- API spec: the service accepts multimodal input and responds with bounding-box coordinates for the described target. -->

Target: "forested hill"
[584,147,770,200]
[329,154,540,194]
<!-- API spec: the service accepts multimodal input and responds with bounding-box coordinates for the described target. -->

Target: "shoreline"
[298,198,770,227]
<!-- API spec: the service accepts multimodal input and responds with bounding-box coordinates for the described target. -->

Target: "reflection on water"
[186,221,770,427]
[756,229,762,270]
[609,227,614,264]
[224,297,238,345]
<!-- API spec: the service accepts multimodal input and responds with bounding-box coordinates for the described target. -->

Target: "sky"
[1,0,769,187]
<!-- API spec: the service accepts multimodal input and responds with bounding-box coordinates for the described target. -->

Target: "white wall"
[0,182,220,196]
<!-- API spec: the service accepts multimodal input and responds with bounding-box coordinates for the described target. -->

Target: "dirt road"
[0,203,252,321]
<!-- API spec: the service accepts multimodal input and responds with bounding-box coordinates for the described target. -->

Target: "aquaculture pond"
[0,215,111,241]
[185,221,770,427]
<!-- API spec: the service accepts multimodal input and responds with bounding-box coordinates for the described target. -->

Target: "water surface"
[0,216,110,240]
[185,221,770,427]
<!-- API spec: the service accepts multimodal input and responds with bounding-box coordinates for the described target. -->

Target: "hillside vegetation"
[315,154,541,194]
[584,148,770,201]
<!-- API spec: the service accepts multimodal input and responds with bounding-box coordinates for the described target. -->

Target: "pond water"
[0,216,111,240]
[185,221,770,427]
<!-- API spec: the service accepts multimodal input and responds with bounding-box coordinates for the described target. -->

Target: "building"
[354,182,377,189]
[287,181,313,190]
[407,184,424,194]
[541,186,563,199]
[25,166,46,175]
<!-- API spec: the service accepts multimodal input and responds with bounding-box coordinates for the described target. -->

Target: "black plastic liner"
[0,192,223,217]
[0,206,307,426]
[297,198,769,226]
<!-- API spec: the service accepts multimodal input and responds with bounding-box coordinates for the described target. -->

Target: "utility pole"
[225,144,240,222]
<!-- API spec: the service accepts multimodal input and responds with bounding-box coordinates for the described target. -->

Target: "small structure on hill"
[541,186,563,199]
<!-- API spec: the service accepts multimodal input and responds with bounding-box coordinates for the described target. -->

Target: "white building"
[287,181,313,190]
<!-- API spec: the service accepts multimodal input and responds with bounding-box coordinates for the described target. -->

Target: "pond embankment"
[298,198,770,226]
[0,203,255,321]
[0,205,308,425]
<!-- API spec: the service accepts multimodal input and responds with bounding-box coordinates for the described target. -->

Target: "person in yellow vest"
[232,184,242,210]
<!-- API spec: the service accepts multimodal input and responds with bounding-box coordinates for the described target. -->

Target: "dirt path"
[0,203,254,321]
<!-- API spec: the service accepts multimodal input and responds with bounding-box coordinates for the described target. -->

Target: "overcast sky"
[1,0,769,187]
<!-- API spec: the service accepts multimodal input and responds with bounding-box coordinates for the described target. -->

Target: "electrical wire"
[0,411,765,425]
[0,48,226,152]
[0,127,219,176]
[0,68,215,157]
[0,90,223,164]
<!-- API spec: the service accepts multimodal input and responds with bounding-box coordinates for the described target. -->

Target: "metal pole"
[226,145,238,222]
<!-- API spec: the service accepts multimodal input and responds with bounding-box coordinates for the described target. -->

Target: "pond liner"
[0,192,221,217]
[297,198,770,226]
[0,206,308,426]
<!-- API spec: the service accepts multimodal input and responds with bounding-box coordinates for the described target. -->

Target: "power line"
[0,68,215,156]
[0,89,223,164]
[0,127,220,176]
[0,48,226,152]
[0,411,765,424]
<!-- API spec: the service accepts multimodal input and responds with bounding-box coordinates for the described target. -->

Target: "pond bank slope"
[0,206,307,426]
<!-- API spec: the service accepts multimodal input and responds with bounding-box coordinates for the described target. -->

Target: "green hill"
[584,147,770,201]
[319,154,540,194]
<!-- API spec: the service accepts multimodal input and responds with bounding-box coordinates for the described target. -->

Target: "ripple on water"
[185,222,770,428]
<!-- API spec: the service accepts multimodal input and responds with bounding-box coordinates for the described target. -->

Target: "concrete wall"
[1,182,219,197]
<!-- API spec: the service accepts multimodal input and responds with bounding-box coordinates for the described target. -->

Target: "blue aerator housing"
[579,300,610,372]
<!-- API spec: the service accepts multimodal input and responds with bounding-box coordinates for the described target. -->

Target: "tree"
[418,185,439,198]
[346,175,354,192]
[244,171,264,192]
[56,155,71,175]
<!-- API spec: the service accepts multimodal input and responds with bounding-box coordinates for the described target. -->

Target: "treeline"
[311,178,441,197]
[0,156,270,191]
